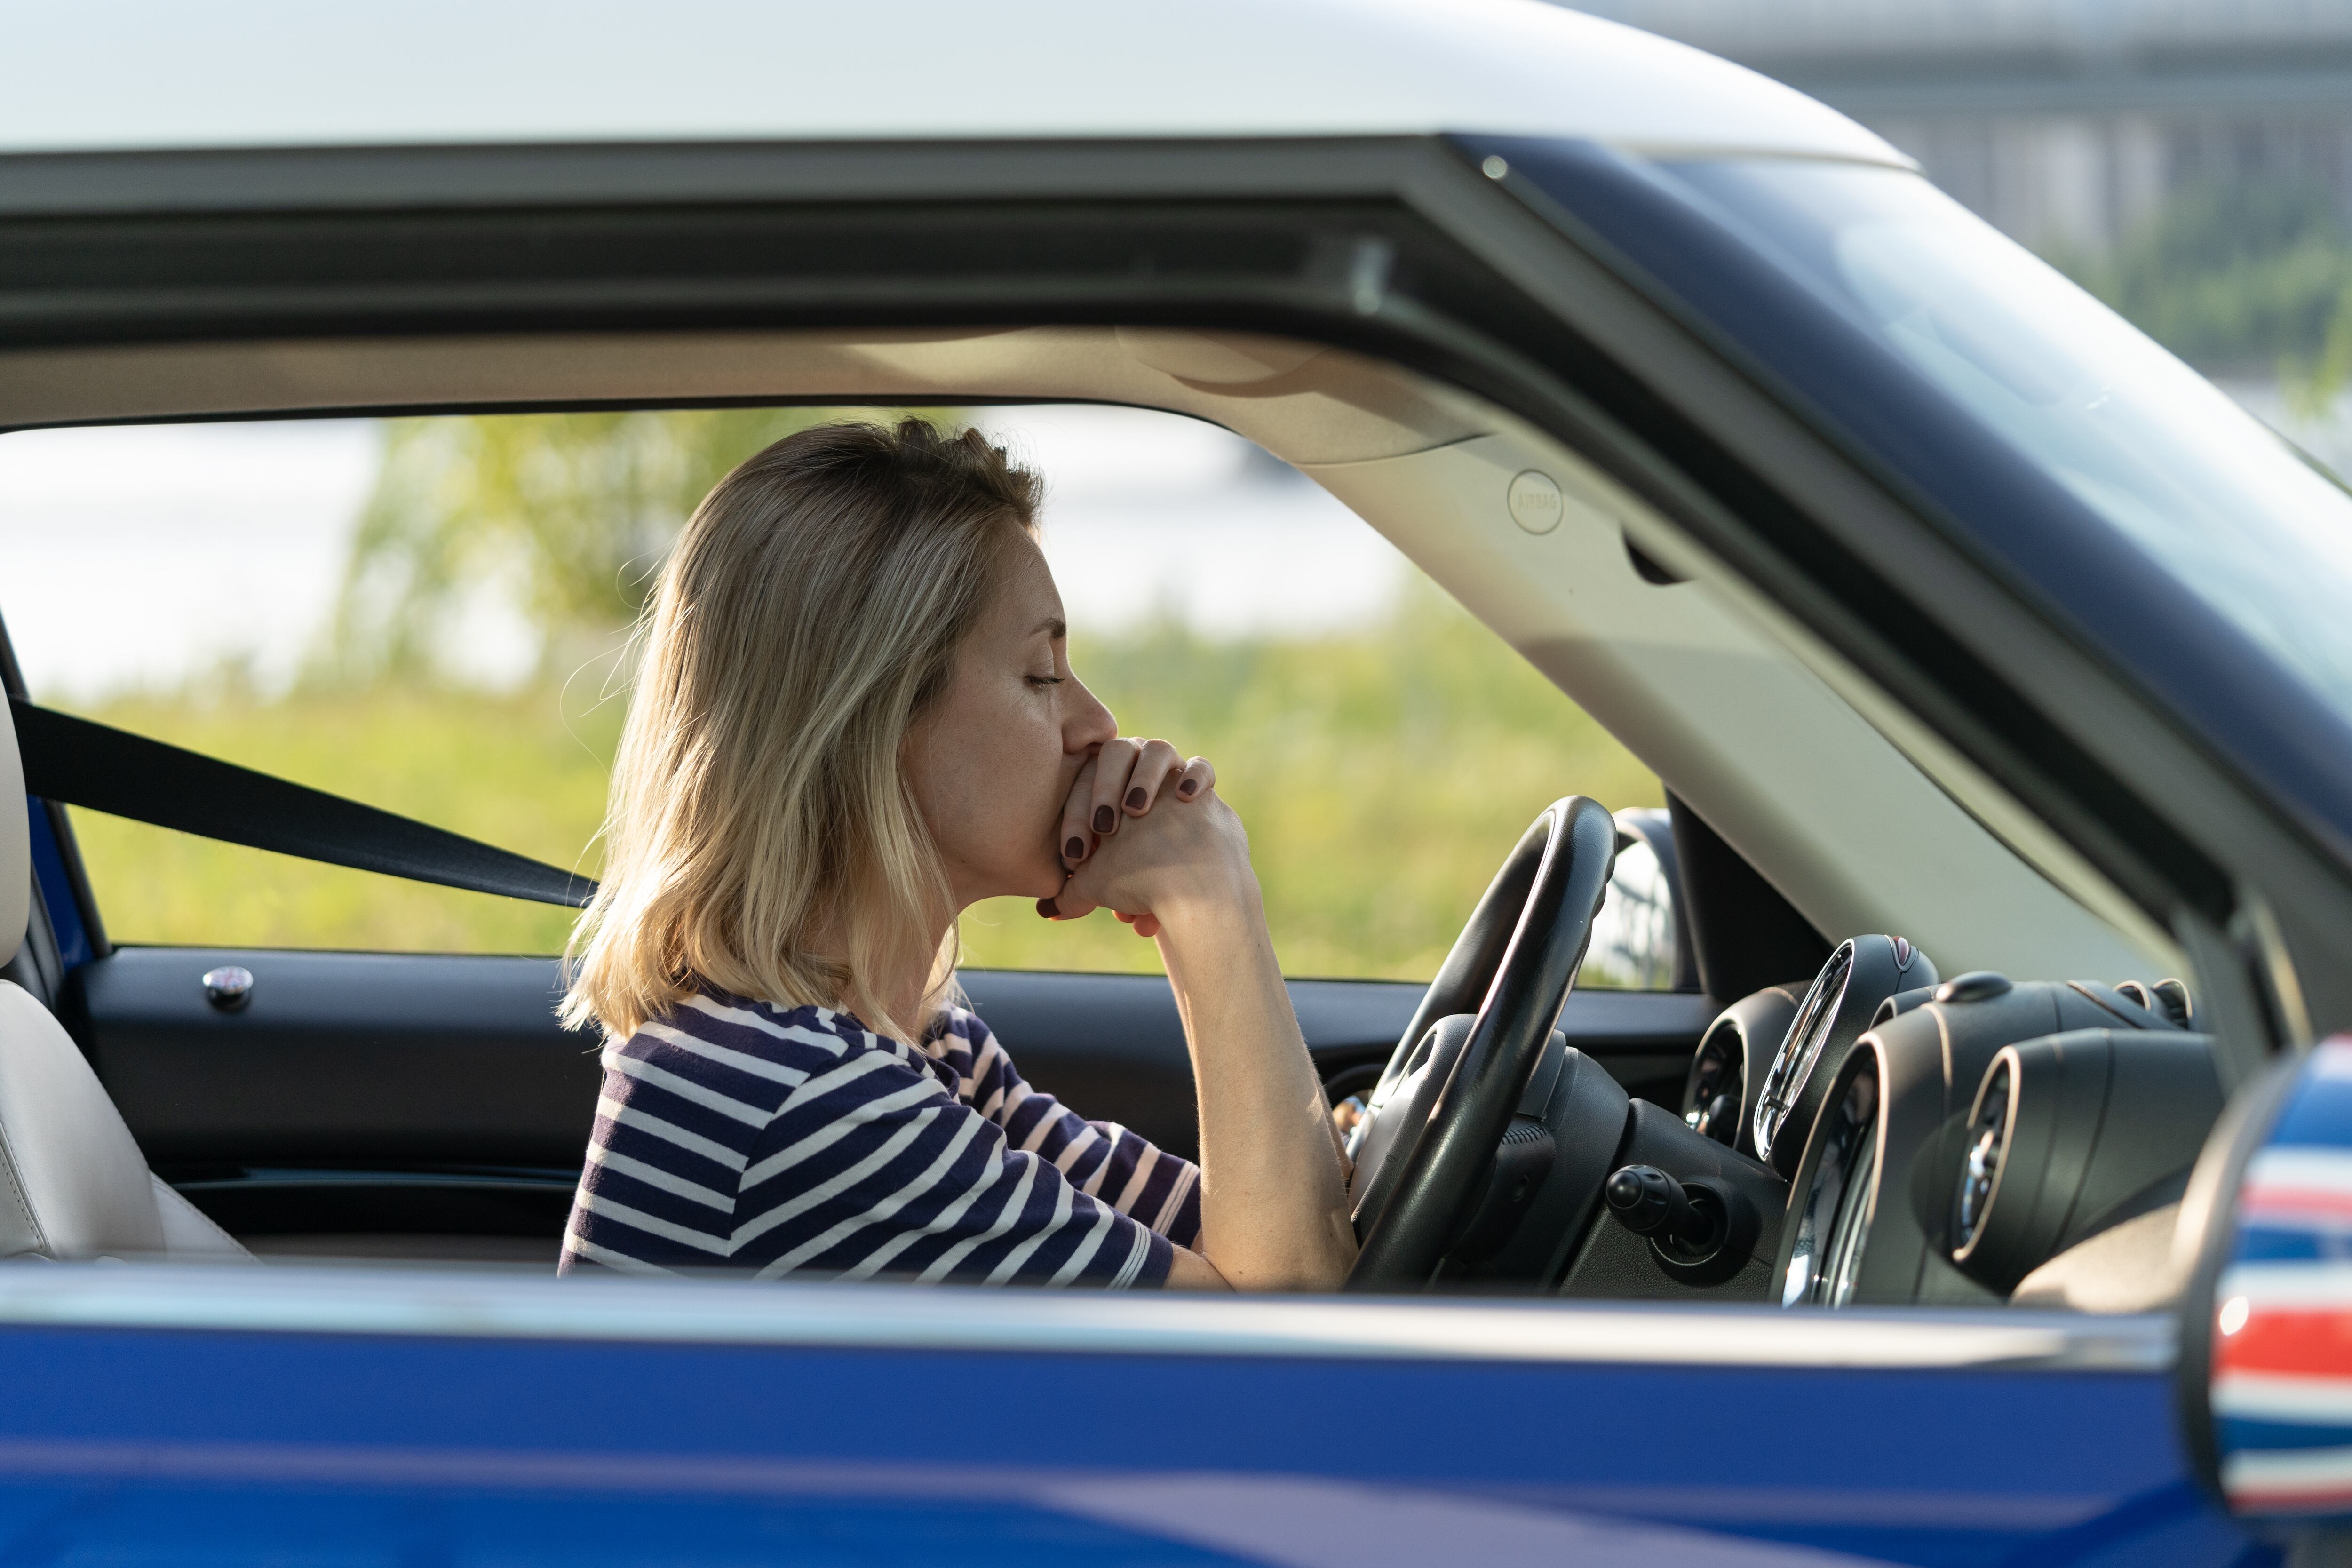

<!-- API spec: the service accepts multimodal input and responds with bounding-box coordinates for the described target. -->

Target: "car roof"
[5,0,1901,165]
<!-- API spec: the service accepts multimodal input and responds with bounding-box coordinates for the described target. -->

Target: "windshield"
[1658,157,2352,733]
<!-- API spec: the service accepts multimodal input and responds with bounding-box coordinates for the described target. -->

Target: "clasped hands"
[1037,737,1229,937]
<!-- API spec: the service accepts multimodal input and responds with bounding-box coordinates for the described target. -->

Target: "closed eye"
[1026,674,1064,687]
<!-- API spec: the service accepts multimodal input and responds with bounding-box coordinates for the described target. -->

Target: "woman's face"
[905,532,1116,909]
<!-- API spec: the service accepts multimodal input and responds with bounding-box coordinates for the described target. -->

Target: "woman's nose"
[1068,680,1116,751]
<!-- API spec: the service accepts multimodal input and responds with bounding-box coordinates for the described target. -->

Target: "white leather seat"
[0,718,248,1261]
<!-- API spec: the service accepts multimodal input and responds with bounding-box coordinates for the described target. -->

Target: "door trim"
[0,1259,2173,1372]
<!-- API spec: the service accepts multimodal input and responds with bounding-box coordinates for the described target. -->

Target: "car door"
[0,111,2301,1568]
[0,1264,2216,1567]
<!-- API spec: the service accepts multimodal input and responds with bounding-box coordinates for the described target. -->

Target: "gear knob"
[1605,1163,1734,1265]
[1605,1164,1693,1236]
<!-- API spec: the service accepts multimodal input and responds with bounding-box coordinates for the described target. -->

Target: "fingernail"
[1036,897,1059,919]
[1065,836,1086,861]
[1125,787,1147,811]
[1093,805,1114,833]
[1177,779,1198,797]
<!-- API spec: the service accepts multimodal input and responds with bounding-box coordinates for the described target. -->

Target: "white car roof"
[5,0,1901,165]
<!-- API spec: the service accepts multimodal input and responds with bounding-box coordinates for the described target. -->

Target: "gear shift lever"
[1605,1163,1727,1260]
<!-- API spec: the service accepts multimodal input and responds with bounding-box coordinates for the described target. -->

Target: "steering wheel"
[1344,795,1617,1289]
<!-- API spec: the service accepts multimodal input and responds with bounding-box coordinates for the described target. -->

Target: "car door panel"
[0,1269,2241,1568]
[69,948,596,1254]
[71,947,1714,1244]
[71,948,599,1173]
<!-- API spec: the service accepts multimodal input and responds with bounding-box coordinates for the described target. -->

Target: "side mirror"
[2180,1038,2352,1533]
[1581,808,1696,992]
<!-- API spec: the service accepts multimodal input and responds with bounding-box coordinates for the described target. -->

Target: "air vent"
[1684,1036,1741,1146]
[1949,1031,2220,1295]
[1952,1056,2014,1258]
[1754,940,1854,1163]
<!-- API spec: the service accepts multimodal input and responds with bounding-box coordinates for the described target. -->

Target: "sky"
[0,405,1407,702]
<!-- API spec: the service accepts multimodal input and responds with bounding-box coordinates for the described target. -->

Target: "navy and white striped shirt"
[560,989,1202,1286]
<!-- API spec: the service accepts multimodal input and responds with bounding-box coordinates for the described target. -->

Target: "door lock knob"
[201,965,254,1012]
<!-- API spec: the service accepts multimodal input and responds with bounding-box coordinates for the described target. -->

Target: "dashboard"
[1610,936,2225,1308]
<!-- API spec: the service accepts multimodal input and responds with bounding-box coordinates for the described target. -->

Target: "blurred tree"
[2058,177,2352,397]
[322,407,941,686]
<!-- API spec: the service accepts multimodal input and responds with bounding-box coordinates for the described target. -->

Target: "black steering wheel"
[1344,795,1617,1289]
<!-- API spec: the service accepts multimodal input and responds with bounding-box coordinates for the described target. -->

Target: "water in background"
[0,406,1405,703]
[0,420,378,700]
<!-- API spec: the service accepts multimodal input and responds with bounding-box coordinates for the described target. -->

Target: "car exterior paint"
[0,1265,2237,1567]
[0,0,1897,165]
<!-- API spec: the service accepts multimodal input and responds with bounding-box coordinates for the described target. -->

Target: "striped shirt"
[560,990,1202,1286]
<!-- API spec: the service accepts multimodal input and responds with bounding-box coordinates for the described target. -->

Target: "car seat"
[0,715,249,1262]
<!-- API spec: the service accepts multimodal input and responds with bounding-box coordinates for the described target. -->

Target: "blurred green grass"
[64,581,1657,981]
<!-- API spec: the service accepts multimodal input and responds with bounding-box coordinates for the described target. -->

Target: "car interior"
[0,325,2227,1310]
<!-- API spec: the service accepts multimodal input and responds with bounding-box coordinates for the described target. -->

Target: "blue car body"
[0,1270,2225,1567]
[0,2,2344,1562]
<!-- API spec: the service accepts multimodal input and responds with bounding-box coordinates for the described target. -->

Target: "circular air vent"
[1683,1035,1742,1146]
[1952,1055,2015,1259]
[1754,940,1855,1164]
[1781,1053,1882,1308]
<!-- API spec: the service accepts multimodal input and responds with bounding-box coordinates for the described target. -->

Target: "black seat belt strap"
[10,697,596,909]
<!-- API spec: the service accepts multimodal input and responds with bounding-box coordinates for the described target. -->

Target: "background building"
[1573,0,2352,259]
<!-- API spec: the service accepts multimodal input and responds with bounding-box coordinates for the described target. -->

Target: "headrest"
[0,708,27,957]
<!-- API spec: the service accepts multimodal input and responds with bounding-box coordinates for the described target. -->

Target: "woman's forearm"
[1155,877,1357,1290]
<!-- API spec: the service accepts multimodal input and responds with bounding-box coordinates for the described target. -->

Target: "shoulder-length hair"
[562,418,1042,1043]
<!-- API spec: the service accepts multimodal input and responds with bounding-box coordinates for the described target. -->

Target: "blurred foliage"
[2057,177,2352,403]
[71,584,1658,980]
[324,408,929,685]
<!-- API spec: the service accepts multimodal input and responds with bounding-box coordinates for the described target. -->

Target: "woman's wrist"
[1145,863,1264,936]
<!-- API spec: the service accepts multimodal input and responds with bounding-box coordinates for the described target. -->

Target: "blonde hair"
[562,418,1042,1043]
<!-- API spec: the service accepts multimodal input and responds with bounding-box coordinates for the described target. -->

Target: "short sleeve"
[933,1008,1203,1250]
[734,1025,1176,1287]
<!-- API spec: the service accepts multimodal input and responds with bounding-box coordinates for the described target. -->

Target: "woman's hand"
[1042,737,1232,928]
[1034,736,1356,1290]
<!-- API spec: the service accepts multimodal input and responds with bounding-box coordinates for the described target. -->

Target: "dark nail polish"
[1093,805,1114,833]
[1065,836,1086,861]
[1126,787,1148,811]
[1036,897,1059,919]
[1177,779,1198,797]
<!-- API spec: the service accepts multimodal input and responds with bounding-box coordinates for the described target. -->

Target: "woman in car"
[558,418,1356,1290]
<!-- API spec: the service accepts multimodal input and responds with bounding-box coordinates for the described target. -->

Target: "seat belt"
[10,698,595,909]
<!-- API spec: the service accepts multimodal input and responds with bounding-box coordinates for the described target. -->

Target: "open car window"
[0,405,1658,979]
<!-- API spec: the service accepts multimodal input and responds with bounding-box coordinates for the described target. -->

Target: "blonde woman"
[559,419,1356,1291]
